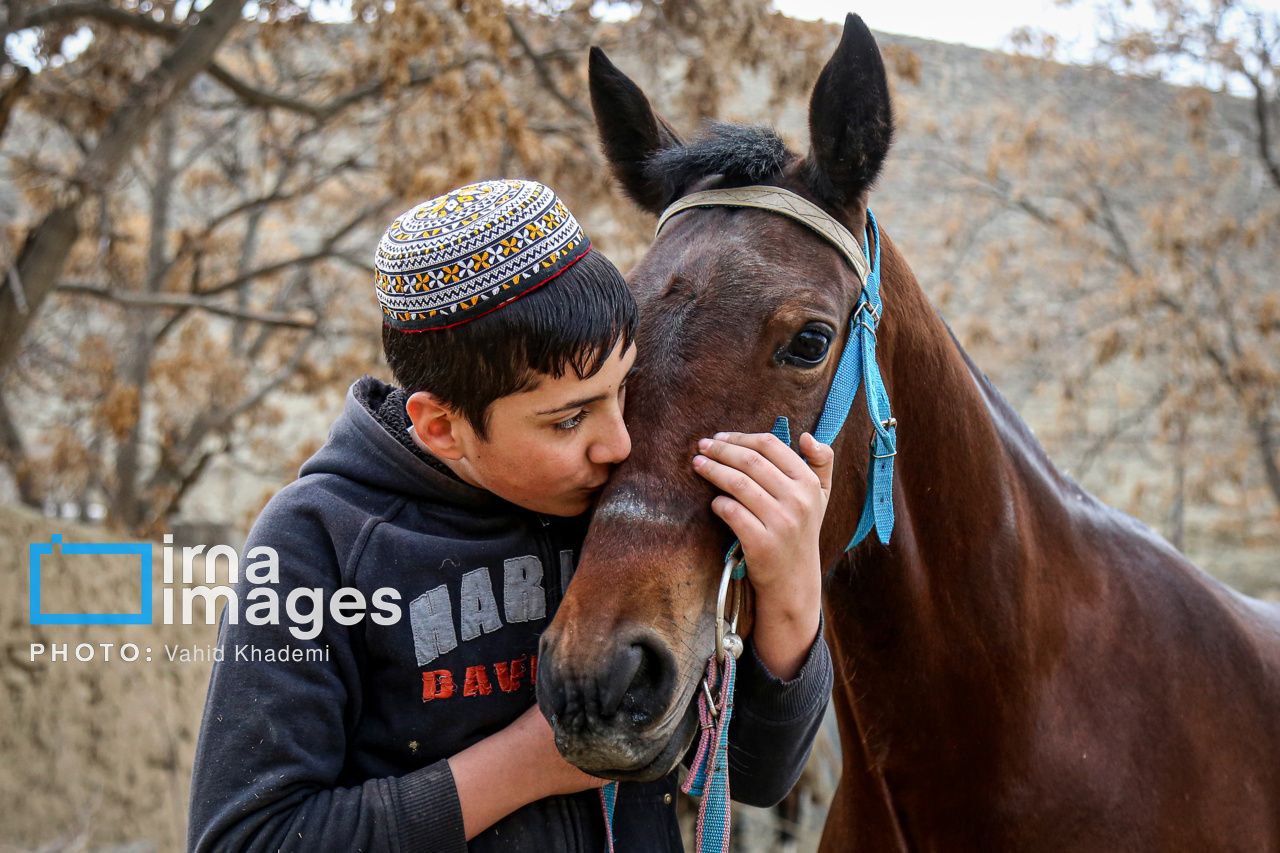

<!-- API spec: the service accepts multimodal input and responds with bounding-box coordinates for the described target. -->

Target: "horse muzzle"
[536,623,704,780]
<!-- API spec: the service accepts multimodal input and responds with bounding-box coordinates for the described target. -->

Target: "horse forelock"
[643,121,795,204]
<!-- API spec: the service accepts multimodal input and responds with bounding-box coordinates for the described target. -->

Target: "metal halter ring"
[702,546,746,721]
[701,678,718,722]
[715,546,745,664]
[852,300,881,326]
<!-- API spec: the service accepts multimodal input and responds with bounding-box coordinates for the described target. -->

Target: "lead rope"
[600,779,617,853]
[600,203,895,852]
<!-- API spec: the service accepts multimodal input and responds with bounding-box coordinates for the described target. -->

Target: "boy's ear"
[406,391,467,460]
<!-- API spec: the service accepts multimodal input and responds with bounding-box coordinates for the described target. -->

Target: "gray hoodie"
[187,375,833,852]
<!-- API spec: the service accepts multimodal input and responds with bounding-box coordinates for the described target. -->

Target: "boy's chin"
[524,487,601,518]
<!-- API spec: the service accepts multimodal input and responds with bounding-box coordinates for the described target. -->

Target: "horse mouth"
[556,699,701,782]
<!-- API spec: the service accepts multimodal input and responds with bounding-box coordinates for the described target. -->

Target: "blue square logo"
[29,534,153,625]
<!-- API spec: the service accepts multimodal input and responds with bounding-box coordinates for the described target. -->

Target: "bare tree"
[1,0,249,374]
[922,0,1279,535]
[1,0,802,532]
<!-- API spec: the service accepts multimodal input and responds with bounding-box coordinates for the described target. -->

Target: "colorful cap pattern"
[374,179,592,331]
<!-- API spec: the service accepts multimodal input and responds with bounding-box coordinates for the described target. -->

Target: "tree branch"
[195,201,387,297]
[6,2,497,121]
[0,65,30,143]
[1245,67,1280,192]
[145,329,316,512]
[143,437,228,535]
[6,2,177,38]
[1,0,247,376]
[505,13,591,123]
[204,51,500,118]
[0,388,40,507]
[56,282,318,329]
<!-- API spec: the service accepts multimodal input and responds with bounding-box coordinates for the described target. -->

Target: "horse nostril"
[539,631,678,734]
[599,643,643,720]
[609,634,676,727]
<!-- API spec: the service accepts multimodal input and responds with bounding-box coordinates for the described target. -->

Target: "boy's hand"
[514,704,607,797]
[691,430,834,679]
[450,704,605,840]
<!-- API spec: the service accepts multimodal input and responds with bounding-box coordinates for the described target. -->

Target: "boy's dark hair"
[383,249,637,441]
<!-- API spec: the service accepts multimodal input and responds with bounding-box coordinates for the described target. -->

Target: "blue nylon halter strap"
[599,191,896,853]
[815,208,896,548]
[729,205,894,566]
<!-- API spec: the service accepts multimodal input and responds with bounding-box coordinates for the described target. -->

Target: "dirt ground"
[1,503,217,852]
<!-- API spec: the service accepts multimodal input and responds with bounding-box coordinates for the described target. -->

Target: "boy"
[187,179,834,851]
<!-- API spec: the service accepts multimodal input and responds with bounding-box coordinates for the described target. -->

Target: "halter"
[599,185,898,853]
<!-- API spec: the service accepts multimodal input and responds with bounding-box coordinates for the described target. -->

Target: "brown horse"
[537,13,1280,850]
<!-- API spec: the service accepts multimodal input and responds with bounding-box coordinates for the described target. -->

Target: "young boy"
[187,179,834,852]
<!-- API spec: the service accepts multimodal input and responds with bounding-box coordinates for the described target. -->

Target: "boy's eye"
[555,410,588,431]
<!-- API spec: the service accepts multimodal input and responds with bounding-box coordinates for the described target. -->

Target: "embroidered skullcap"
[374,179,592,332]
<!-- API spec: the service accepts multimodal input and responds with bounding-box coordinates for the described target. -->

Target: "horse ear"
[588,46,683,214]
[804,13,894,210]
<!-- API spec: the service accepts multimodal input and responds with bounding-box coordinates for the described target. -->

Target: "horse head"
[537,13,897,779]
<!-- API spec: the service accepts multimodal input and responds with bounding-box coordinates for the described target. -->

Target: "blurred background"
[1,0,1277,850]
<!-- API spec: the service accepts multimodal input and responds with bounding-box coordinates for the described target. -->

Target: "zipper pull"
[536,513,551,528]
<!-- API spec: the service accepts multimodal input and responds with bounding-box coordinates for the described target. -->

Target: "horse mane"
[643,122,792,194]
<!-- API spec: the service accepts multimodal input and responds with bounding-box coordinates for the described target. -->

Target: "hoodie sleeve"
[685,612,833,809]
[187,483,467,853]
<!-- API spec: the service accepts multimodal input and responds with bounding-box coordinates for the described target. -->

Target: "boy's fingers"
[710,495,767,547]
[711,431,815,483]
[798,432,835,497]
[693,452,779,521]
[695,437,793,500]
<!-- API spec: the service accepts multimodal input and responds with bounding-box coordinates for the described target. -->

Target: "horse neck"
[824,231,1082,731]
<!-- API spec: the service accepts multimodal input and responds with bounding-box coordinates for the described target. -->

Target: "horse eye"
[784,327,832,366]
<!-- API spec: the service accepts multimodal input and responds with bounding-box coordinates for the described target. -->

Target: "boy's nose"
[589,415,631,464]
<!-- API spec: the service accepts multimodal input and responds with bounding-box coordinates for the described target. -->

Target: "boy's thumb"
[799,432,835,496]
